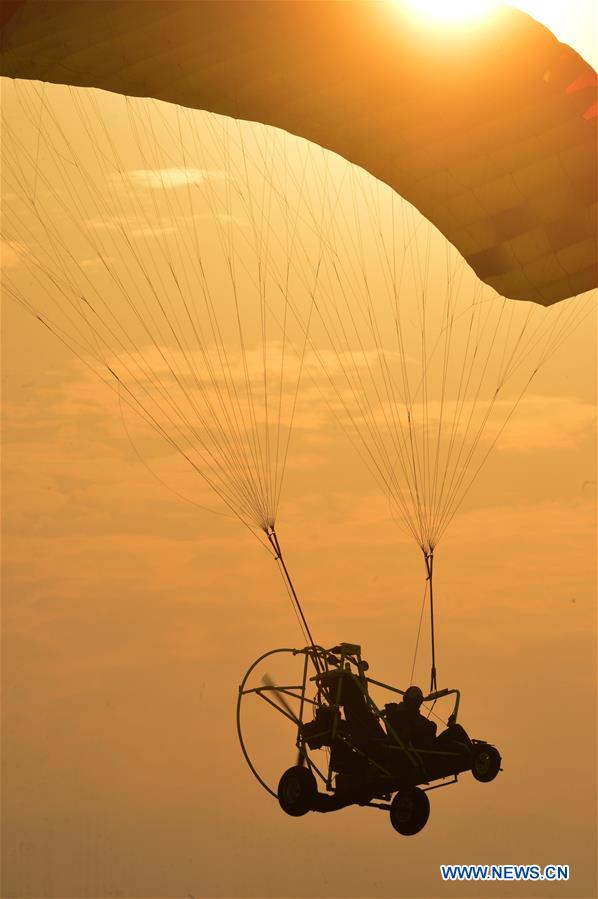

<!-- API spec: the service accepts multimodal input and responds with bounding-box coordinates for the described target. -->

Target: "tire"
[277,766,318,817]
[389,788,430,836]
[472,744,502,782]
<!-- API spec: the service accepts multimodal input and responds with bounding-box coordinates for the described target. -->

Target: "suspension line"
[266,528,321,671]
[423,547,438,692]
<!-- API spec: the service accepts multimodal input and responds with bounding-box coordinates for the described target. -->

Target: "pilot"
[385,685,437,748]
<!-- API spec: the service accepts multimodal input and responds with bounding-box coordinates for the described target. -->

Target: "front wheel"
[389,787,430,836]
[472,744,502,782]
[277,766,317,817]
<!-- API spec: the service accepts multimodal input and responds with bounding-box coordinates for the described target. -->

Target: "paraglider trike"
[237,642,501,835]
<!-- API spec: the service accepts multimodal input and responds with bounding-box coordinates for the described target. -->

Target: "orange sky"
[1,3,597,898]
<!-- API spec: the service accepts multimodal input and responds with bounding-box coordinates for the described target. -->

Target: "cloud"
[1,346,331,537]
[82,215,179,237]
[122,167,227,190]
[82,209,245,238]
[493,395,596,453]
[81,216,123,232]
[211,212,248,227]
[79,255,120,268]
[328,389,595,462]
[130,225,178,238]
[1,239,28,268]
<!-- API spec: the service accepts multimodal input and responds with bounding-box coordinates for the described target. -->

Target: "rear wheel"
[277,765,318,817]
[389,787,430,835]
[472,744,501,782]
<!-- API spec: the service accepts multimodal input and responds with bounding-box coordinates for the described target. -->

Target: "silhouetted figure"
[435,720,472,750]
[337,670,386,744]
[319,667,385,745]
[300,666,386,784]
[385,685,437,749]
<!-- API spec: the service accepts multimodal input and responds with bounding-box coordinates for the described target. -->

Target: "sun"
[404,0,500,25]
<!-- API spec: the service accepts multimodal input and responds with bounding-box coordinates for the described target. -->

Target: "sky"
[1,3,597,898]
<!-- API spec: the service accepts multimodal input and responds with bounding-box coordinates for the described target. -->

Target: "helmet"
[404,685,424,705]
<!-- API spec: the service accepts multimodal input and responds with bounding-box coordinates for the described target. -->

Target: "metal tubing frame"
[238,643,462,800]
[237,645,325,797]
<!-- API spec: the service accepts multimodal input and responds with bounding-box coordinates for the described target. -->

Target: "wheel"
[472,744,502,782]
[277,765,318,817]
[389,788,430,835]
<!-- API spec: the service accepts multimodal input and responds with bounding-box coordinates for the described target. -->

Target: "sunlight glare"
[405,0,500,25]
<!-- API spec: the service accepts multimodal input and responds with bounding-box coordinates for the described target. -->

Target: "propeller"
[261,673,305,766]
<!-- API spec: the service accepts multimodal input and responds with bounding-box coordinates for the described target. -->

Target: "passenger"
[339,670,386,744]
[385,685,437,748]
[435,718,472,750]
[320,666,385,748]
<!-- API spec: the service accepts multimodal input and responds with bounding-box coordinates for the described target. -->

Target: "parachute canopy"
[1,0,596,305]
